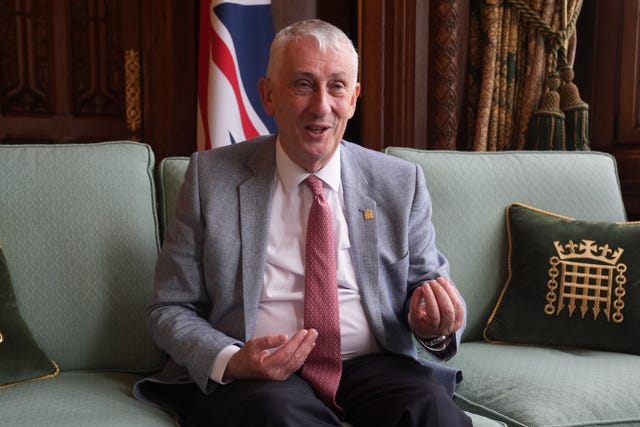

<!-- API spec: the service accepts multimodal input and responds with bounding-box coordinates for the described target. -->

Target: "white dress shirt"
[209,140,379,383]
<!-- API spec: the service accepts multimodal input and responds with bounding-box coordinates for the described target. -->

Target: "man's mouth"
[306,125,329,135]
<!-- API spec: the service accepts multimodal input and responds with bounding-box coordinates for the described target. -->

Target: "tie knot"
[304,175,325,197]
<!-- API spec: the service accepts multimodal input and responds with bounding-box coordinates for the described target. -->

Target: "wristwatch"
[423,335,452,352]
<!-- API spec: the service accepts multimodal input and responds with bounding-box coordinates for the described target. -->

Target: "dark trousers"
[185,353,472,427]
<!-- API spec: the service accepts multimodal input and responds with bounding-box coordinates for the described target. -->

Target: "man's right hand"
[224,329,318,381]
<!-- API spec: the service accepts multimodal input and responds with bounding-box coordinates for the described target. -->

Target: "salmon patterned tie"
[300,175,344,417]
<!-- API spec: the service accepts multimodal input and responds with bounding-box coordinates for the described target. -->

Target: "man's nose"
[308,88,331,116]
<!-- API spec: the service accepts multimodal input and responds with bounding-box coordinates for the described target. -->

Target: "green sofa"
[0,142,173,426]
[1,141,638,426]
[384,148,640,426]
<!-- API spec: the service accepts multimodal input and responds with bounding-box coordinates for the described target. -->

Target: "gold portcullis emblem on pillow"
[546,239,626,323]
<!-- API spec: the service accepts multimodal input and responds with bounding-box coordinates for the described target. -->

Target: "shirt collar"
[275,137,341,193]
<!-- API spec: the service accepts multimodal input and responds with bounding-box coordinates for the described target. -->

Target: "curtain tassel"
[528,73,565,150]
[559,65,590,150]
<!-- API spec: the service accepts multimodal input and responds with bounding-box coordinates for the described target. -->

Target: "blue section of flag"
[214,2,276,134]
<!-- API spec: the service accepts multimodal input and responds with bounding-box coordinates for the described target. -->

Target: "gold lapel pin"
[363,209,375,220]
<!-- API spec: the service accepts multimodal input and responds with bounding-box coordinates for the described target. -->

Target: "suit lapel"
[340,144,385,341]
[239,138,276,341]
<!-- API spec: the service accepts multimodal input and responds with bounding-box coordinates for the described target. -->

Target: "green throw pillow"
[484,203,640,354]
[0,245,59,389]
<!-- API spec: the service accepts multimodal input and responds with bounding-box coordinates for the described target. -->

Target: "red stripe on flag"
[210,23,260,141]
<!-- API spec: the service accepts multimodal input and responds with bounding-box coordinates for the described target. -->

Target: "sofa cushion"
[0,371,176,427]
[450,342,640,426]
[0,142,163,372]
[485,203,640,354]
[0,245,58,389]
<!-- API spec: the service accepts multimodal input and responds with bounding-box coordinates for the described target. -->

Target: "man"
[136,19,471,427]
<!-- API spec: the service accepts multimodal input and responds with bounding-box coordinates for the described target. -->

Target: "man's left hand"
[408,277,465,340]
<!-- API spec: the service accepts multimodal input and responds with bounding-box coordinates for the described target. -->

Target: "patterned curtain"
[466,0,587,151]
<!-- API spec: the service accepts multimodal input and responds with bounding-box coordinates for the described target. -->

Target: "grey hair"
[266,19,359,80]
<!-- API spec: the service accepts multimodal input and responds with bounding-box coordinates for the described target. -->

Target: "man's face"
[259,37,360,172]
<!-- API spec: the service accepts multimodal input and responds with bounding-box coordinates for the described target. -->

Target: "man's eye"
[292,81,314,95]
[329,82,348,96]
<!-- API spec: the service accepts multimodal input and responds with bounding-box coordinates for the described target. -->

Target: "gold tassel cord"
[558,55,590,150]
[528,72,565,150]
[506,0,588,151]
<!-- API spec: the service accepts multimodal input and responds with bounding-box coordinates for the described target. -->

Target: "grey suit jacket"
[136,135,463,409]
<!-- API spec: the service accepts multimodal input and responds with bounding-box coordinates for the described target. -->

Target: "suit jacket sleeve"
[403,162,466,360]
[147,151,243,393]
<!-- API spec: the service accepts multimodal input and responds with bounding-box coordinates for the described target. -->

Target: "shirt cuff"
[209,344,241,384]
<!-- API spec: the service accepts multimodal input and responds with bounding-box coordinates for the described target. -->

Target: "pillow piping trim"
[0,360,60,391]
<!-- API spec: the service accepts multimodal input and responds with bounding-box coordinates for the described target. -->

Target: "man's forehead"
[284,37,352,58]
[290,70,352,80]
[283,48,356,78]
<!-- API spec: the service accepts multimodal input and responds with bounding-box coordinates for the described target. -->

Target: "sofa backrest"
[385,149,627,341]
[158,156,190,238]
[159,150,628,343]
[0,142,164,372]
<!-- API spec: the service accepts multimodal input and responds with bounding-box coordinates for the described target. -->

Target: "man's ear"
[347,82,361,119]
[258,77,275,115]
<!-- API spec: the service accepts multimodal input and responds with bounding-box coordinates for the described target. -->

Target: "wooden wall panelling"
[385,0,428,150]
[70,0,124,117]
[615,152,640,221]
[359,0,385,151]
[271,0,316,31]
[578,0,640,220]
[0,0,196,156]
[574,0,618,152]
[0,0,142,144]
[0,0,55,143]
[140,0,197,160]
[0,0,54,116]
[615,0,640,220]
[64,0,134,142]
[359,0,429,151]
[618,0,640,144]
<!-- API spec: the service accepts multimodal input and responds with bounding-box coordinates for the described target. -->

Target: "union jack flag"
[197,0,276,150]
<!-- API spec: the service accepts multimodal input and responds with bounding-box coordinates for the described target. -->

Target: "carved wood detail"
[428,0,468,150]
[124,48,142,140]
[0,0,53,114]
[70,0,124,115]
